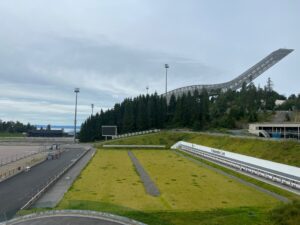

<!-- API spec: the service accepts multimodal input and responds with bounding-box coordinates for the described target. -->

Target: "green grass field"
[58,149,282,225]
[0,132,24,138]
[100,131,300,167]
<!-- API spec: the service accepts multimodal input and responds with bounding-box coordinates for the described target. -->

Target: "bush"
[270,201,300,225]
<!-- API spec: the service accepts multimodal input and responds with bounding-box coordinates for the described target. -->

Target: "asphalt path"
[128,151,160,196]
[0,148,85,221]
[7,216,123,225]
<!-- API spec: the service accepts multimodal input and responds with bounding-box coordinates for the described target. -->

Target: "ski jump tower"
[163,48,293,102]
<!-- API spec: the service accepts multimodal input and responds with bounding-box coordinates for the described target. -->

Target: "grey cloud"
[0,31,217,125]
[0,0,299,125]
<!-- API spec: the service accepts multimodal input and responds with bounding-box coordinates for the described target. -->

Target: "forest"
[79,79,294,142]
[0,120,35,133]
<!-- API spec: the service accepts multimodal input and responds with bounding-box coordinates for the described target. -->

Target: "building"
[27,129,64,137]
[248,122,300,139]
[275,99,286,106]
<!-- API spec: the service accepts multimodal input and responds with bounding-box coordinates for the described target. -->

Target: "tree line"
[277,94,300,111]
[0,120,35,133]
[79,80,287,142]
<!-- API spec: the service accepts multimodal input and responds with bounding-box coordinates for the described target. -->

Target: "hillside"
[98,131,300,167]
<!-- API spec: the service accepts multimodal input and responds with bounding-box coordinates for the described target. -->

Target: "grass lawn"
[57,149,281,225]
[101,131,300,167]
[58,150,165,211]
[133,150,278,210]
[0,132,24,138]
[96,131,189,149]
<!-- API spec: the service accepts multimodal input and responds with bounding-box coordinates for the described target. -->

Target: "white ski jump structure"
[163,48,293,102]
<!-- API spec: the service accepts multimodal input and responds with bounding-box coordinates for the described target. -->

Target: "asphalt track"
[0,148,85,221]
[7,216,123,225]
[128,151,160,196]
[1,210,146,225]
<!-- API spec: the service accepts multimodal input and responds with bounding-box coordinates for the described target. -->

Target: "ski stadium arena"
[1,49,298,225]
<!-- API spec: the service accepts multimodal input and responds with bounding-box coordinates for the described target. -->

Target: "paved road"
[7,216,123,225]
[34,148,95,208]
[0,148,85,221]
[0,210,146,225]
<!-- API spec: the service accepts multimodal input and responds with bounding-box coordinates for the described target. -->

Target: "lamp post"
[165,64,169,107]
[91,103,94,116]
[165,64,169,97]
[74,88,80,143]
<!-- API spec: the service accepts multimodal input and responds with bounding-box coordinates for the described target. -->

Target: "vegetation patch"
[270,201,300,225]
[0,132,24,138]
[102,131,300,166]
[176,150,300,201]
[58,150,279,221]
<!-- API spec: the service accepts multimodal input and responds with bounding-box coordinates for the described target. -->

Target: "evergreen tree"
[78,84,296,142]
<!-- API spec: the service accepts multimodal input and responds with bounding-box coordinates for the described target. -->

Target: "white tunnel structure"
[163,48,293,102]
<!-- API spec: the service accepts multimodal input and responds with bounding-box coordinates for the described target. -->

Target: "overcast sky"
[0,0,299,126]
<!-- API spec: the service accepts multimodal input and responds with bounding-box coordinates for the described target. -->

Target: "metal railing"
[0,146,48,167]
[112,129,160,140]
[0,152,48,183]
[20,148,91,210]
[173,141,300,191]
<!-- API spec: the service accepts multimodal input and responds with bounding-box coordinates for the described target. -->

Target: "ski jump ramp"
[163,48,293,101]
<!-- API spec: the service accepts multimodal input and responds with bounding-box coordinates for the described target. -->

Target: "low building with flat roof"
[27,129,64,137]
[249,122,300,139]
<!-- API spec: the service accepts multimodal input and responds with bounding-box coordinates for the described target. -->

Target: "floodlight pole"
[146,86,149,95]
[165,64,169,97]
[74,88,80,143]
[91,103,94,116]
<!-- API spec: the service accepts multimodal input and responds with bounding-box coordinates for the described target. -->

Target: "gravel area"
[128,151,160,197]
[0,146,41,160]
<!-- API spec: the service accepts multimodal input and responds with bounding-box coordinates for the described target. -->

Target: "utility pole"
[74,88,80,143]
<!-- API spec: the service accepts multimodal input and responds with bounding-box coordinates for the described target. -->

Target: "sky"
[0,0,299,126]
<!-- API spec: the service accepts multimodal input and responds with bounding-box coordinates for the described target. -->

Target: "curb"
[0,210,147,225]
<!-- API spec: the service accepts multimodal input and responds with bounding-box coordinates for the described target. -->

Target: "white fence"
[111,129,160,139]
[172,141,300,190]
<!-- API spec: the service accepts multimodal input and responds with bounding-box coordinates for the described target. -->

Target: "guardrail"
[0,152,48,183]
[111,129,160,139]
[0,155,47,182]
[172,141,300,191]
[0,210,147,225]
[102,145,166,149]
[0,146,48,167]
[20,148,91,210]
